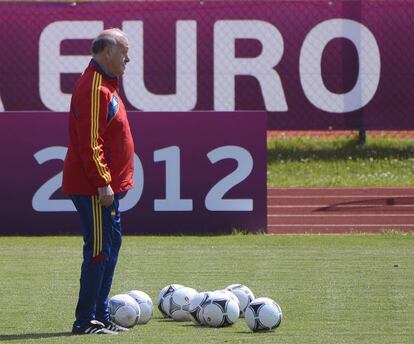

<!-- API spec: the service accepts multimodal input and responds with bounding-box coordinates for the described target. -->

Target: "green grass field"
[267,135,414,186]
[1,234,413,344]
[1,134,413,343]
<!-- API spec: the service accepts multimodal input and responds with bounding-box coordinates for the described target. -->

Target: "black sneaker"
[102,320,129,332]
[72,320,118,335]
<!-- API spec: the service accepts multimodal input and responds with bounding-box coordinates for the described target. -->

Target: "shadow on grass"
[179,323,207,328]
[267,136,414,163]
[156,320,275,334]
[179,323,262,334]
[234,331,272,335]
[155,318,175,322]
[0,332,72,341]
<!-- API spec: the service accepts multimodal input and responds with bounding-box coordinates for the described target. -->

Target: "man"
[62,28,134,335]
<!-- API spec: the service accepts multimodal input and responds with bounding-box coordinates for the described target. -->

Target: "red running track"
[267,187,414,233]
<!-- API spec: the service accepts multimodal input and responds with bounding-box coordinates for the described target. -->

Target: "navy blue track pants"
[71,194,122,328]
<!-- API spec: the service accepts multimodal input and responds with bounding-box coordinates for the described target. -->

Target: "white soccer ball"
[214,289,241,313]
[202,293,240,327]
[244,297,282,332]
[127,290,153,324]
[169,287,198,321]
[187,291,213,325]
[157,284,184,318]
[109,294,140,328]
[225,284,255,317]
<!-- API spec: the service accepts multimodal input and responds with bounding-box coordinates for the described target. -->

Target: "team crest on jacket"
[108,94,119,122]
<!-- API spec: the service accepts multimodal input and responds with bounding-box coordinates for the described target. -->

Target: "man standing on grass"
[62,28,134,335]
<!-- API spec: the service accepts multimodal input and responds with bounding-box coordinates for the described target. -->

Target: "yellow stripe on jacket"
[91,72,111,184]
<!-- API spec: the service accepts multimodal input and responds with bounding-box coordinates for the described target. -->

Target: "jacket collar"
[90,58,119,85]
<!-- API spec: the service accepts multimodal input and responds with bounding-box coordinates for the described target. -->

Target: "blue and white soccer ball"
[169,287,198,321]
[127,290,153,324]
[202,292,240,327]
[225,284,255,317]
[244,297,282,332]
[187,291,213,325]
[214,289,241,313]
[109,294,140,328]
[157,284,184,318]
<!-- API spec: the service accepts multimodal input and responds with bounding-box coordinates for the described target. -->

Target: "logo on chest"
[108,94,119,122]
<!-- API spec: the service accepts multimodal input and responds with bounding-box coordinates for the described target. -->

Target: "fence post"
[343,0,365,143]
[358,128,366,145]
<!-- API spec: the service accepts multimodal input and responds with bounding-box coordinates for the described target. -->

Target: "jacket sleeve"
[74,74,112,189]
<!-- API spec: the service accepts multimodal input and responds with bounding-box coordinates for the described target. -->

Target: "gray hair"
[91,29,126,54]
[91,35,116,54]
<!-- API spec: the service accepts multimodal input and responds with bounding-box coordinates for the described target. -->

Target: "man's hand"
[98,185,114,207]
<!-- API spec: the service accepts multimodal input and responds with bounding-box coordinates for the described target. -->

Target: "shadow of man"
[0,331,73,341]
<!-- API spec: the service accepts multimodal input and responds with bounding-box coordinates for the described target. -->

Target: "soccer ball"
[157,284,184,318]
[225,284,255,317]
[202,292,240,327]
[244,297,282,332]
[109,294,140,328]
[169,287,198,321]
[214,289,241,312]
[127,290,153,324]
[187,291,212,325]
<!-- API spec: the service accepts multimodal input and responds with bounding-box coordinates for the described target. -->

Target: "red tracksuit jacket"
[62,59,134,195]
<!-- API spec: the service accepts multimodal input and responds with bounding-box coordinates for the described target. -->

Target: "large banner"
[0,111,267,235]
[0,1,413,129]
